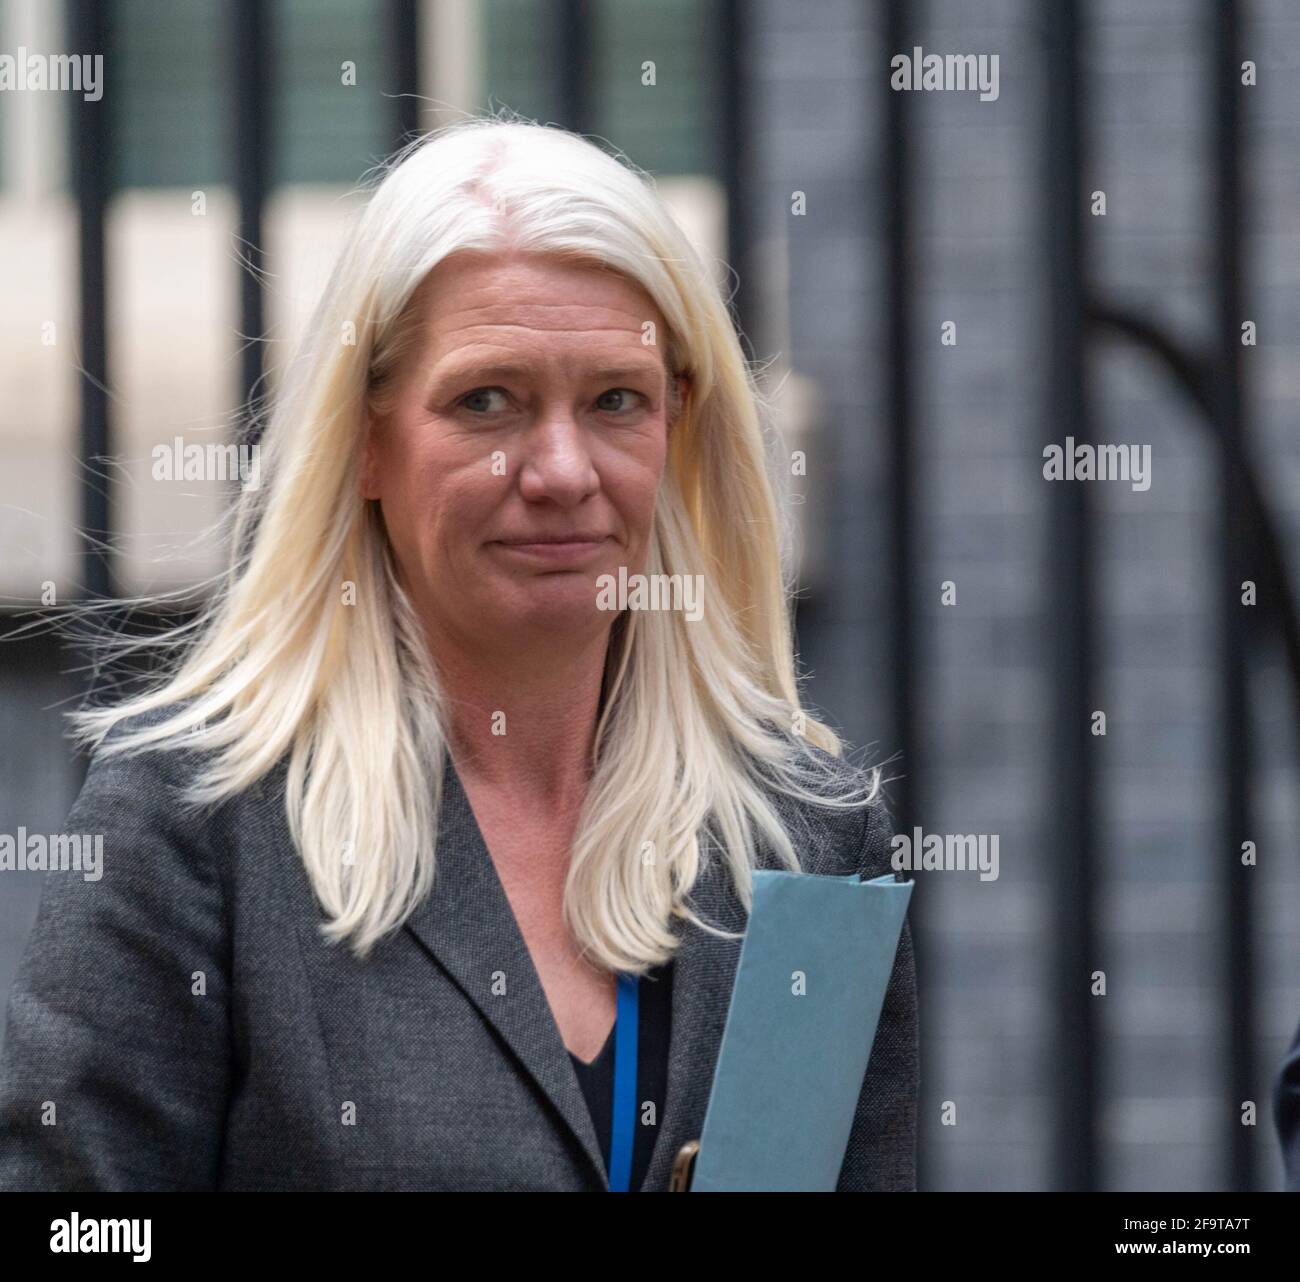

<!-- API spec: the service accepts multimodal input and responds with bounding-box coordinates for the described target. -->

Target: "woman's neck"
[429,624,611,811]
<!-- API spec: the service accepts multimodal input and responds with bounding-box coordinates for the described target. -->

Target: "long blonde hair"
[67,114,880,971]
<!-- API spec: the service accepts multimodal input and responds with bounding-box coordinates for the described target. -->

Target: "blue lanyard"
[608,972,640,1192]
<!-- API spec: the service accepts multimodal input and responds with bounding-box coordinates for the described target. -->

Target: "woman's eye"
[459,387,510,414]
[457,387,643,416]
[595,388,643,414]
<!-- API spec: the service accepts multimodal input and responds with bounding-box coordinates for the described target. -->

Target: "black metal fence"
[2,0,1295,1191]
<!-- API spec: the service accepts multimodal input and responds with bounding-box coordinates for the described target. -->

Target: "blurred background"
[1,0,1298,1192]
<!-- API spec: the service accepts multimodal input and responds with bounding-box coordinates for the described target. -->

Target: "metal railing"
[9,0,1295,1191]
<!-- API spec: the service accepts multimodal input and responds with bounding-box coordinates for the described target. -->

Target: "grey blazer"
[0,711,918,1192]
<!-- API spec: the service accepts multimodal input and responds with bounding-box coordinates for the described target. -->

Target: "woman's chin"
[489,584,613,638]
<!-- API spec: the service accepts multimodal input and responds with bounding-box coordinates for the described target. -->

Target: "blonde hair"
[67,114,880,971]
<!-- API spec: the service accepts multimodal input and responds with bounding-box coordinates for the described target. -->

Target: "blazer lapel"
[640,848,750,1191]
[404,752,753,1193]
[403,753,610,1187]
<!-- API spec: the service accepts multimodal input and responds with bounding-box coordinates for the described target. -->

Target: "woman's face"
[362,251,683,655]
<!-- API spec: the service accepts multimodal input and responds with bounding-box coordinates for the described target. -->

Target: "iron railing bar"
[1088,305,1300,736]
[232,0,270,448]
[1044,0,1100,1192]
[386,0,422,150]
[554,0,592,137]
[719,0,756,366]
[1212,0,1256,1192]
[70,0,112,603]
[882,0,925,1191]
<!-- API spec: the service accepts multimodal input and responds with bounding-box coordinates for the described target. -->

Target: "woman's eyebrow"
[429,359,664,388]
[587,364,664,383]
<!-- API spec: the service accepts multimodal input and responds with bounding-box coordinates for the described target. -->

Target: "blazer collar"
[403,752,748,1192]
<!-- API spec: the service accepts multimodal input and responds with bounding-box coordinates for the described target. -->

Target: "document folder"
[688,870,914,1192]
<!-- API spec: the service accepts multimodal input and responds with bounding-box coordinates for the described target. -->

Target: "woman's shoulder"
[14,701,238,999]
[66,699,255,862]
[753,741,897,881]
[82,698,285,797]
[75,701,222,813]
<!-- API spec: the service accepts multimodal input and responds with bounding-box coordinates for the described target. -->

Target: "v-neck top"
[567,958,675,1191]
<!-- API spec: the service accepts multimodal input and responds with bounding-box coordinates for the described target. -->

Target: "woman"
[0,117,917,1192]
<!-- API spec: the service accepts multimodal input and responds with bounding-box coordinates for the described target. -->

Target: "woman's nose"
[517,412,599,506]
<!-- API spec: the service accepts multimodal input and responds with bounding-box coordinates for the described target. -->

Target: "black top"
[568,958,674,1191]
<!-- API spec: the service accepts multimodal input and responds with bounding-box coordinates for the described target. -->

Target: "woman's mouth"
[490,535,612,566]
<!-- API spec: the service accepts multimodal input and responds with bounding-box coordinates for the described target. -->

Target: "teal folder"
[690,870,914,1192]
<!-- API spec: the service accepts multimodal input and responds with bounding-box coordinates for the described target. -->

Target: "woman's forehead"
[401,257,671,370]
[417,251,661,319]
